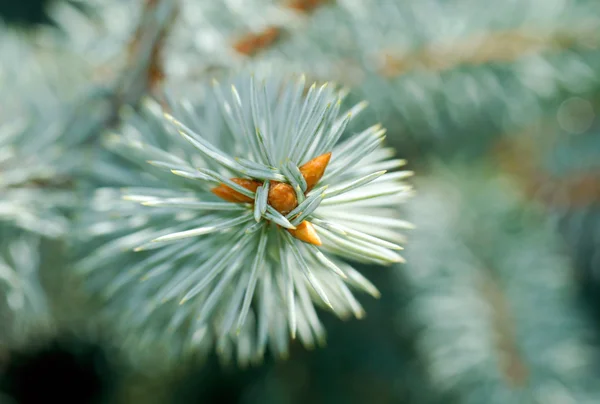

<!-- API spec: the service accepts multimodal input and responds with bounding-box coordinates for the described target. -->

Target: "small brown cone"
[288,221,322,245]
[268,181,298,214]
[211,178,262,203]
[300,152,331,192]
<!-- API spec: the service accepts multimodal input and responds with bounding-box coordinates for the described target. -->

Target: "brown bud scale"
[268,181,298,215]
[210,154,334,245]
[288,221,322,245]
[211,178,262,203]
[300,152,331,192]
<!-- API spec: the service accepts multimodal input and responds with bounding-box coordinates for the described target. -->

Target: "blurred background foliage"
[1,0,600,403]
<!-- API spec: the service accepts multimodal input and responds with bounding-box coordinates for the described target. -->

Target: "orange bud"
[288,221,322,245]
[299,152,331,192]
[211,178,262,203]
[267,181,298,214]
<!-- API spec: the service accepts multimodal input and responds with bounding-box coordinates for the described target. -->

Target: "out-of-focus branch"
[59,0,179,146]
[232,0,331,57]
[380,24,600,78]
[121,0,179,101]
[479,272,529,387]
[494,132,600,209]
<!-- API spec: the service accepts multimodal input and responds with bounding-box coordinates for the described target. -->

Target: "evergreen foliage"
[1,0,600,402]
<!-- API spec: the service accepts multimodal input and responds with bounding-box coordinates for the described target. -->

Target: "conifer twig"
[380,24,600,77]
